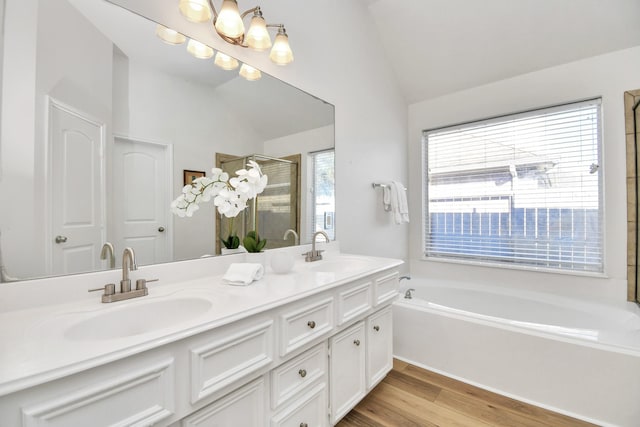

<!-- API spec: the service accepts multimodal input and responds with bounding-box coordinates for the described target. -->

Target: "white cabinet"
[1,264,399,427]
[366,306,393,389]
[329,322,366,425]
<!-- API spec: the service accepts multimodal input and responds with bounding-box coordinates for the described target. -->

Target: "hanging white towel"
[222,263,264,286]
[382,181,409,224]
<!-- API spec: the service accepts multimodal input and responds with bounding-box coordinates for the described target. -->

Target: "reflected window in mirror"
[309,149,335,241]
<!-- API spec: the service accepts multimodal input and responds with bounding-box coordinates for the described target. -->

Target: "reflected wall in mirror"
[0,0,335,282]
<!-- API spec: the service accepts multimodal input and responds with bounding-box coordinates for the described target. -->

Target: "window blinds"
[423,99,603,273]
[309,150,335,242]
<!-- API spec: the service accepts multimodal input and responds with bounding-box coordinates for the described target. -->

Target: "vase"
[221,246,247,255]
[245,251,266,268]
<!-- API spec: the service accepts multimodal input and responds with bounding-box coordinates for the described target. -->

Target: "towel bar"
[372,182,407,191]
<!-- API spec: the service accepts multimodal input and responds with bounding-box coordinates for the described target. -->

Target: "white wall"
[112,0,410,263]
[408,46,640,305]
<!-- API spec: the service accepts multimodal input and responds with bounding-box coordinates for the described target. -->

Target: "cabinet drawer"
[271,383,328,427]
[374,271,399,306]
[271,343,327,409]
[22,359,174,427]
[190,318,274,403]
[182,377,265,427]
[337,281,372,326]
[279,296,334,357]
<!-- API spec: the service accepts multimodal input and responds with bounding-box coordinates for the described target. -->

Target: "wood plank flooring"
[337,359,597,427]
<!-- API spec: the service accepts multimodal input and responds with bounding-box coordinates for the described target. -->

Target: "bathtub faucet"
[404,288,415,299]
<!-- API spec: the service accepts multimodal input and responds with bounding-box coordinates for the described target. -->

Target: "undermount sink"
[308,257,375,274]
[64,297,213,341]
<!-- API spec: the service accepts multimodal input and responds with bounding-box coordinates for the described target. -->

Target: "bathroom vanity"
[0,248,402,426]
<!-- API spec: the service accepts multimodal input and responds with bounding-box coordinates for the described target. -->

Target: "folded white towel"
[222,263,264,286]
[382,182,409,224]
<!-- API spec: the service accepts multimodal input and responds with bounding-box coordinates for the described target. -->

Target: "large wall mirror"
[0,0,335,282]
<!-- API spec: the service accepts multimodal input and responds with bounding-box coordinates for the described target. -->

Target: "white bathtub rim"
[392,355,616,427]
[399,278,640,320]
[393,298,640,357]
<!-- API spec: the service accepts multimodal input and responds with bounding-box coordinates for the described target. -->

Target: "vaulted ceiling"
[361,0,640,103]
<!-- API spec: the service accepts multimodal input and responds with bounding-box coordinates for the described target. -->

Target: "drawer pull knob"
[353,339,361,346]
[300,423,308,427]
[373,325,380,331]
[298,369,307,378]
[307,320,316,329]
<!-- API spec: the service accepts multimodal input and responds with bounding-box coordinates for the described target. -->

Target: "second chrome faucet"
[304,231,330,262]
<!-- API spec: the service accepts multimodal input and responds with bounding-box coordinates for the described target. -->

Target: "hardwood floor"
[337,359,597,427]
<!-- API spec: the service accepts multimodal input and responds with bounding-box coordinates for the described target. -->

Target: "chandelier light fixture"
[178,0,293,66]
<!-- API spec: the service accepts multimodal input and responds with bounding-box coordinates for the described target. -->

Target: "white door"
[50,101,105,275]
[112,137,171,267]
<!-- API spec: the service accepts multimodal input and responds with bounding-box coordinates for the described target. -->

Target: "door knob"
[55,235,68,244]
[158,227,165,232]
[353,339,361,346]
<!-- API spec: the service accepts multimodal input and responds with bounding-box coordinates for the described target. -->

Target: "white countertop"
[0,249,402,397]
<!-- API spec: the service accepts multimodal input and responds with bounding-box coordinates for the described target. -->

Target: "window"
[310,149,335,241]
[423,99,603,273]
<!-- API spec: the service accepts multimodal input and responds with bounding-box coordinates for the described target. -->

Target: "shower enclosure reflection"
[216,154,301,254]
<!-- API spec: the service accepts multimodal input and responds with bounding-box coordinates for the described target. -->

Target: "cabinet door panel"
[182,378,265,427]
[329,321,365,425]
[366,306,393,389]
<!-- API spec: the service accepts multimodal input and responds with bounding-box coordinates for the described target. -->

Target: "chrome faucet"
[283,228,299,245]
[89,247,157,303]
[304,231,330,262]
[121,247,137,293]
[400,276,413,299]
[100,242,115,269]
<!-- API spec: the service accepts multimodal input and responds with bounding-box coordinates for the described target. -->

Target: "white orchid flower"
[171,160,268,218]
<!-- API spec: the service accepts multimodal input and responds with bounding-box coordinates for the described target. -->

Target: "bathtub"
[393,281,640,427]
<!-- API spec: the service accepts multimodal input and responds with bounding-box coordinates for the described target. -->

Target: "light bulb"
[239,64,261,81]
[178,0,212,23]
[155,24,186,45]
[187,39,214,59]
[215,0,245,39]
[214,52,240,70]
[269,29,293,66]
[245,14,271,51]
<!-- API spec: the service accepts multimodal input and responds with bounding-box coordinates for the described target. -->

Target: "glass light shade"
[155,24,186,45]
[239,64,261,81]
[269,32,294,65]
[178,0,212,23]
[245,15,271,51]
[187,39,214,59]
[214,52,239,70]
[215,0,245,39]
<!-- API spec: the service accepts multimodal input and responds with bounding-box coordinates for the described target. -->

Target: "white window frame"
[421,98,605,276]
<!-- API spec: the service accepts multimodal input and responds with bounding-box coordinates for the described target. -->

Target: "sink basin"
[64,297,212,341]
[308,257,374,274]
